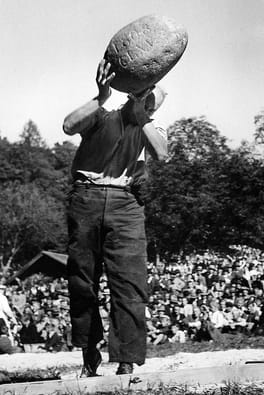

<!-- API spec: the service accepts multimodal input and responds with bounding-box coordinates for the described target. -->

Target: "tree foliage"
[144,117,264,260]
[0,120,76,273]
[19,120,47,148]
[254,109,264,144]
[0,183,67,275]
[1,114,264,271]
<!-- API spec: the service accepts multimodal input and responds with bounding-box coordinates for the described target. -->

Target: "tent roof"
[40,250,68,265]
[7,250,68,284]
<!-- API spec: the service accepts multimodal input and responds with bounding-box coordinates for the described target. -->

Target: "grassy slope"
[146,333,264,358]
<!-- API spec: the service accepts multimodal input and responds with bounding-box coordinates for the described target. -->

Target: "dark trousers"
[67,184,148,365]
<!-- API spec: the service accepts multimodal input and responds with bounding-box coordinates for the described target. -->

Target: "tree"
[1,122,65,198]
[167,116,230,160]
[0,136,19,183]
[52,141,76,171]
[19,120,47,148]
[51,141,77,198]
[254,110,264,144]
[221,146,264,249]
[0,127,76,275]
[144,116,264,259]
[144,117,232,259]
[0,183,67,276]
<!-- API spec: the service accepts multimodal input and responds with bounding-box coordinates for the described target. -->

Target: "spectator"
[186,307,201,339]
[195,306,222,343]
[181,297,193,318]
[205,266,219,288]
[19,315,42,352]
[0,318,18,354]
[251,272,263,291]
[0,284,17,345]
[171,304,187,330]
[194,308,213,342]
[11,286,26,315]
[223,301,247,333]
[246,300,262,333]
[168,324,186,343]
[40,323,63,352]
[3,244,264,349]
[209,302,227,330]
[171,270,185,292]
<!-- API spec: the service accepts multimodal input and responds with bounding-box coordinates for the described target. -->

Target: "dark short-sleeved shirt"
[71,107,165,187]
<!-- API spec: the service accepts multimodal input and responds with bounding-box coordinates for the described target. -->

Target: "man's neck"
[120,101,137,127]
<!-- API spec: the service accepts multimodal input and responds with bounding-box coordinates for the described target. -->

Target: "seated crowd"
[1,245,264,353]
[0,277,72,354]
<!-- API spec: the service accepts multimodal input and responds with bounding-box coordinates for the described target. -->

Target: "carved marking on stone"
[104,15,188,93]
[126,51,134,61]
[112,42,119,54]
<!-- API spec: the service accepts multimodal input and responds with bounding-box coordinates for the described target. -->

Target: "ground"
[0,348,264,379]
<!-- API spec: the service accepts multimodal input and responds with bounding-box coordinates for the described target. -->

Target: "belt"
[73,180,131,192]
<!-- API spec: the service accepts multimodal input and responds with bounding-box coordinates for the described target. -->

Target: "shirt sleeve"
[80,107,107,138]
[155,125,168,142]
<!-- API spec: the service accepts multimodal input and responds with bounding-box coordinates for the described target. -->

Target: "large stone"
[104,14,188,94]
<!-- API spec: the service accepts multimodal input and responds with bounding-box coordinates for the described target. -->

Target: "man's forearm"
[132,99,168,161]
[142,122,168,161]
[63,95,106,135]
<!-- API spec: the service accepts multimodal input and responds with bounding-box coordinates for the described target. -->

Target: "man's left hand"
[129,87,154,127]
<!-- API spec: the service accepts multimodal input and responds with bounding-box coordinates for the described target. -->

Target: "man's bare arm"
[63,99,103,135]
[132,95,168,161]
[142,122,168,161]
[63,60,115,135]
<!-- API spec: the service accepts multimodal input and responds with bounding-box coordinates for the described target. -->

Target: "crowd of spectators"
[143,245,264,345]
[1,245,264,353]
[0,276,71,354]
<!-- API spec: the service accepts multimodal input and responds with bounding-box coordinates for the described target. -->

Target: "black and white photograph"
[1,1,264,394]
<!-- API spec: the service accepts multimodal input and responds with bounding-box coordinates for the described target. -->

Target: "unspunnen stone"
[104,14,188,94]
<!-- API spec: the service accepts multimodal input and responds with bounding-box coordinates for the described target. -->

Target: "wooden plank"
[1,363,264,394]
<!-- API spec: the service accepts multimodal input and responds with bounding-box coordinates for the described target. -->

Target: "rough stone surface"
[104,14,188,94]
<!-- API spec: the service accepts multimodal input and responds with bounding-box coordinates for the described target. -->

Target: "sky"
[0,0,264,148]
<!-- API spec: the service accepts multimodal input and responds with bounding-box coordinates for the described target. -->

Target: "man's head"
[144,85,167,117]
[123,85,167,123]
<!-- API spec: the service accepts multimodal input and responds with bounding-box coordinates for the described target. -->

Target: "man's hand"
[63,61,114,134]
[128,87,153,127]
[96,59,115,104]
[128,86,154,102]
[128,86,167,161]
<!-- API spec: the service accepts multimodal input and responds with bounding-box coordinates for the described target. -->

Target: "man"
[0,284,17,345]
[63,59,167,377]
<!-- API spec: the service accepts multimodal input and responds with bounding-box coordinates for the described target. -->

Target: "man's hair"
[151,85,167,111]
[123,84,167,113]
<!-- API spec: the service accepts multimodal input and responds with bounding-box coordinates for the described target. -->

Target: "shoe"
[80,348,102,377]
[116,362,133,375]
[80,365,94,378]
[88,348,102,374]
[80,363,101,378]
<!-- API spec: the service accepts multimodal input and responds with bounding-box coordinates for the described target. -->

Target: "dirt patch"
[1,348,264,379]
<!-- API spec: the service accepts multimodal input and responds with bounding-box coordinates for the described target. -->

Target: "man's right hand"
[96,59,115,104]
[63,59,115,135]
